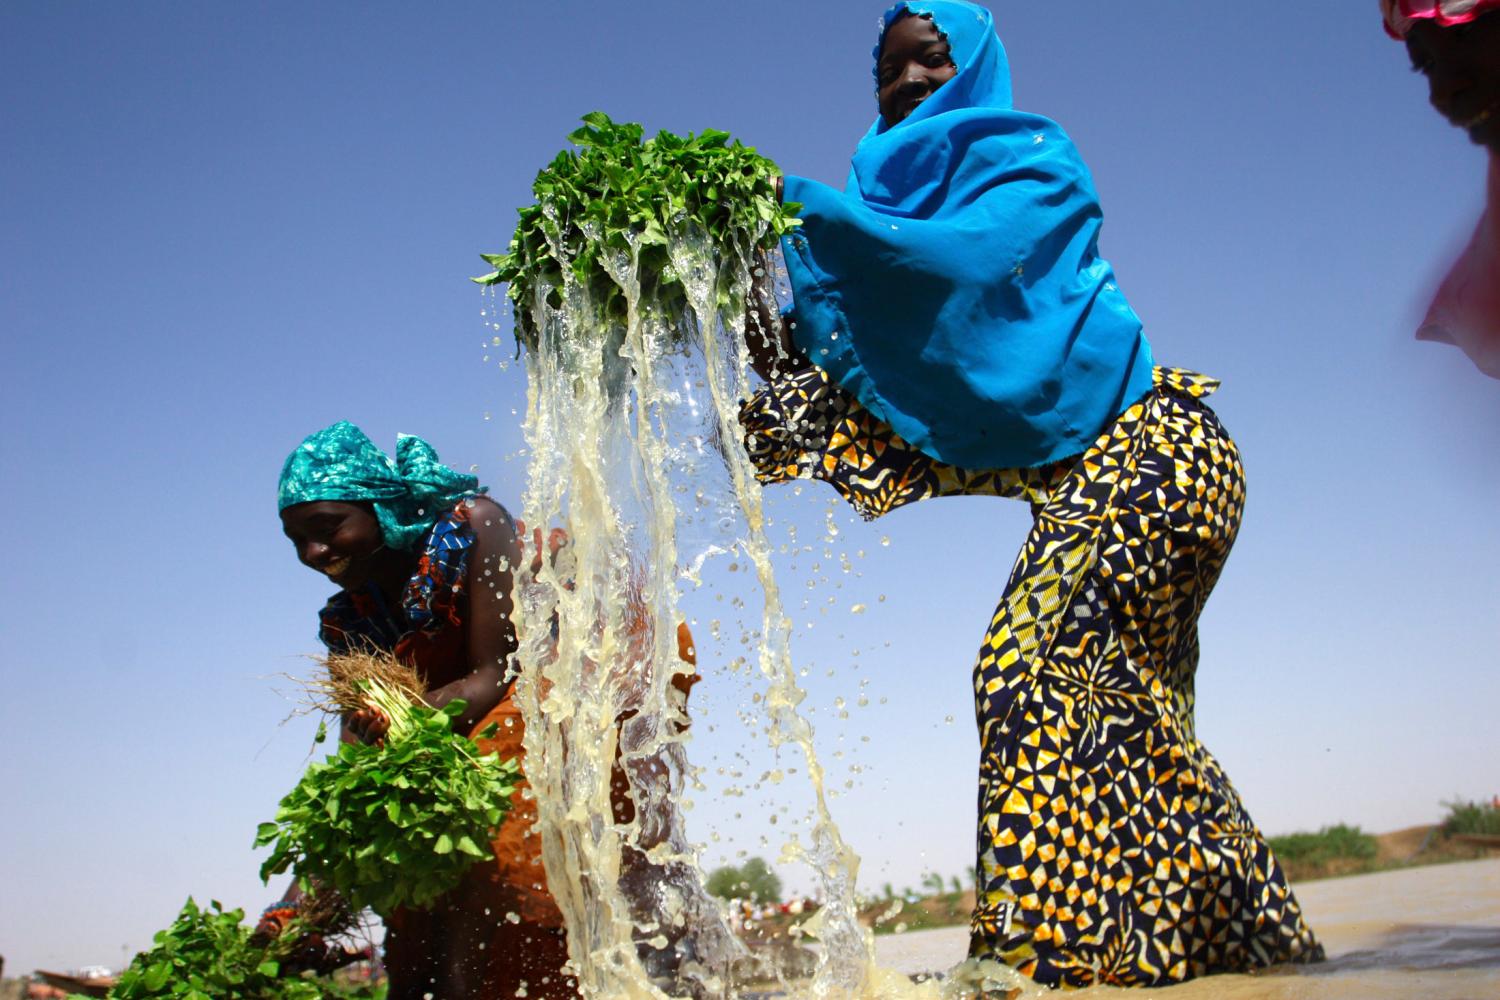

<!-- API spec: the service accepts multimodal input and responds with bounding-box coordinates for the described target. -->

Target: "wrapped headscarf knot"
[1381,0,1500,38]
[278,421,482,551]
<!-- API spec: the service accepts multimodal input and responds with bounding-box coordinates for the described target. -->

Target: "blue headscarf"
[278,421,482,551]
[780,1,1154,470]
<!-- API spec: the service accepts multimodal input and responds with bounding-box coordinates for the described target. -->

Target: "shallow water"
[875,859,1500,999]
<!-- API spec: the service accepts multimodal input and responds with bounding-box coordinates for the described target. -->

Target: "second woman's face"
[1406,12,1500,152]
[280,500,386,589]
[877,14,957,127]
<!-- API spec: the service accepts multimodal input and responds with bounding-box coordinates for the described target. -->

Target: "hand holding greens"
[256,677,520,917]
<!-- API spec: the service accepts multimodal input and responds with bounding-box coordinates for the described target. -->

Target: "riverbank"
[872,858,1500,999]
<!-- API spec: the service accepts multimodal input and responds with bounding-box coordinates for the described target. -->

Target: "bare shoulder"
[463,495,522,558]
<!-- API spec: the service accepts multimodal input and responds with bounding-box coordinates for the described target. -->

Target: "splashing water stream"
[504,218,1033,999]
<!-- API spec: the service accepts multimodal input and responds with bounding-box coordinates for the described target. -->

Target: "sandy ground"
[873,858,1500,999]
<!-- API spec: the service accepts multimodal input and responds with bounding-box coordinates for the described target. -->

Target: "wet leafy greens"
[475,111,800,349]
[108,898,380,1000]
[255,697,520,917]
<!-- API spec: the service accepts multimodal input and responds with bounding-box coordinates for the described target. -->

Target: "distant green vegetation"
[706,857,783,904]
[1267,823,1378,869]
[1443,799,1500,836]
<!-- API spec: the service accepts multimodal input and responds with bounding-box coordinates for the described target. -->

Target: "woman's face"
[1406,12,1500,152]
[877,13,957,127]
[280,500,385,589]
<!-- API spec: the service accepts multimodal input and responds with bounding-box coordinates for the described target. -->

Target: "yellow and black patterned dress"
[740,364,1324,989]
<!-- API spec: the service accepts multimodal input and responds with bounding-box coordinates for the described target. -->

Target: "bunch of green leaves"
[108,898,381,1000]
[256,691,520,917]
[475,111,801,349]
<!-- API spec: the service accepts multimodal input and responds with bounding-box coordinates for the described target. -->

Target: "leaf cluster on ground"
[104,898,381,1000]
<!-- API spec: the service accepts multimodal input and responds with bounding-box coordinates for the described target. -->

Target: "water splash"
[503,215,1033,1000]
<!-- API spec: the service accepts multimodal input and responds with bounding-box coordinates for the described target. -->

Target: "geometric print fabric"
[741,366,1324,988]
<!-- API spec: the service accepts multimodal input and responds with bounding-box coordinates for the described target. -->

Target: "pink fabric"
[1381,0,1500,38]
[1417,154,1500,378]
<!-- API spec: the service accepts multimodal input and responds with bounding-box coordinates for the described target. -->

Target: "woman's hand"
[743,247,806,381]
[253,902,299,942]
[343,707,390,745]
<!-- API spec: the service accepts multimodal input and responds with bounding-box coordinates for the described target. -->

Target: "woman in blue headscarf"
[741,2,1323,988]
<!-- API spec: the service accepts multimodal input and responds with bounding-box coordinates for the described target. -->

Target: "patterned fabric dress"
[319,497,577,1000]
[741,365,1324,989]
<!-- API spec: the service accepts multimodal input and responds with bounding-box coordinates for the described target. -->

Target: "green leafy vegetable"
[108,897,381,999]
[476,111,800,349]
[256,681,520,916]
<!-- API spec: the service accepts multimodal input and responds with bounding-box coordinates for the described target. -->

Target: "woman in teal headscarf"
[742,2,1323,987]
[269,422,579,999]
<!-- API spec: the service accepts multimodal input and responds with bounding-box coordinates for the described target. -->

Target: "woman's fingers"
[348,707,390,745]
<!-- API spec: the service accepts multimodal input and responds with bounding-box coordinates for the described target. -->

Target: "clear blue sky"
[3,0,1496,976]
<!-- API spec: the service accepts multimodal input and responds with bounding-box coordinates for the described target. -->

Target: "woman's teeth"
[324,557,351,578]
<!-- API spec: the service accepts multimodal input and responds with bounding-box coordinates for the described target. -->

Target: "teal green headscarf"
[277,421,482,552]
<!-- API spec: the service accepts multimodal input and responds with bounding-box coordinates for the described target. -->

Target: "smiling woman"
[875,13,957,126]
[271,421,576,1000]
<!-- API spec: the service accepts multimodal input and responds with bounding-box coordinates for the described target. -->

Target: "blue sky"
[3,0,1497,976]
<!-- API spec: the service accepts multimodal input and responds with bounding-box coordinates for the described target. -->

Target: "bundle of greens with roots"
[475,111,800,368]
[256,649,520,917]
[107,894,376,1000]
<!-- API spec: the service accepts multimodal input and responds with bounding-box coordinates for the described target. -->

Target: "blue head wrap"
[277,421,482,552]
[780,1,1154,469]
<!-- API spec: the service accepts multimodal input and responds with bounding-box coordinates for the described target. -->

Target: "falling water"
[500,214,1034,999]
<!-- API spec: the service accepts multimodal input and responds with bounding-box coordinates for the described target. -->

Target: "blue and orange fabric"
[318,498,481,690]
[316,496,575,998]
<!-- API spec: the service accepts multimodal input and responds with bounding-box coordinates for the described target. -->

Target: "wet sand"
[873,859,1500,999]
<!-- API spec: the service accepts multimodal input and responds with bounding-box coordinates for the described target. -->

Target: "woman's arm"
[744,256,807,380]
[424,495,524,733]
[743,177,810,381]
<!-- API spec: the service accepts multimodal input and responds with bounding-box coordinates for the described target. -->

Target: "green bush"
[1267,823,1378,866]
[1442,799,1500,836]
[705,856,783,904]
